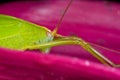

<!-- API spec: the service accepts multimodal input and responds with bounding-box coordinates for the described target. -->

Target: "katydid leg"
[23,37,120,67]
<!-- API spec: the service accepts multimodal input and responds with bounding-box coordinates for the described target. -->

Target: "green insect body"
[0,0,120,67]
[0,14,53,52]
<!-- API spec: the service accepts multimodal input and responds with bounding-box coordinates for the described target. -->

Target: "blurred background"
[0,0,120,3]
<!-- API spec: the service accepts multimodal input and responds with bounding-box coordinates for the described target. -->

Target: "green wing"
[0,14,53,51]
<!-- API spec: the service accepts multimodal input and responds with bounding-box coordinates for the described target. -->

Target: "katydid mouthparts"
[0,0,120,67]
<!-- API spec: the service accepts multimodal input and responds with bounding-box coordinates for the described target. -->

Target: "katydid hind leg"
[58,37,120,67]
[23,36,120,67]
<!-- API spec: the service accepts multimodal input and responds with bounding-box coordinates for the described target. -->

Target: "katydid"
[0,0,120,67]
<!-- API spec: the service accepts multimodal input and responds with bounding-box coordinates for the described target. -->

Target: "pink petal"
[0,48,120,80]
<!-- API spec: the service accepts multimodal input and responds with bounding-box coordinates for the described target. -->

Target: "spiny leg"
[22,36,120,67]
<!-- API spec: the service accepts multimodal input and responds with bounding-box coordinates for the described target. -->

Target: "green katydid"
[0,0,120,67]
